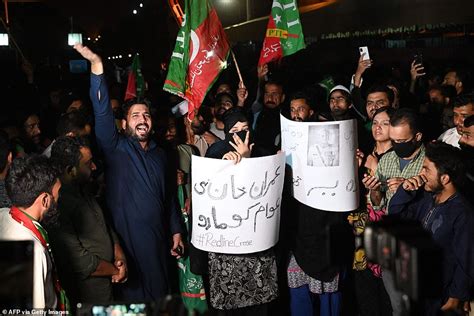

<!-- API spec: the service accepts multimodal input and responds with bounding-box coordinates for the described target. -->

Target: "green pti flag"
[258,0,305,66]
[124,54,145,101]
[164,0,230,120]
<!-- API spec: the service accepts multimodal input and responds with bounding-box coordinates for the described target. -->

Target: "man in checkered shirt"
[361,108,425,316]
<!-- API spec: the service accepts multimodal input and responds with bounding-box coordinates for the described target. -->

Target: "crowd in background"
[0,42,473,316]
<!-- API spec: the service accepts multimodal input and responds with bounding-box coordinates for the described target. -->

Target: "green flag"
[258,0,305,66]
[164,0,230,120]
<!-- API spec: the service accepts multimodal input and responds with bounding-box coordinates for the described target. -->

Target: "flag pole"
[231,50,244,86]
[3,0,9,25]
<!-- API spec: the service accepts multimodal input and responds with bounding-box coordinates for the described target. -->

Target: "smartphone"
[359,46,370,61]
[0,33,8,46]
[68,33,82,46]
[413,53,423,66]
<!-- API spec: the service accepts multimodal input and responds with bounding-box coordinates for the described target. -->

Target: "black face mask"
[392,138,420,158]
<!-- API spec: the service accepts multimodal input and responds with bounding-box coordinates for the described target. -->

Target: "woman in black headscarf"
[200,107,278,315]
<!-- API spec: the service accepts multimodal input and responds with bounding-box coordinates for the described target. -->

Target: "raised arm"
[353,54,372,89]
[409,60,425,95]
[73,44,118,151]
[74,44,103,75]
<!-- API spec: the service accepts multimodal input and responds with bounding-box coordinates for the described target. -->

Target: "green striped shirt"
[372,144,425,210]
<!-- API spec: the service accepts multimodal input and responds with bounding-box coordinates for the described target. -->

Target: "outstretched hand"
[354,54,372,88]
[257,64,269,81]
[410,60,425,81]
[73,44,103,75]
[356,54,372,75]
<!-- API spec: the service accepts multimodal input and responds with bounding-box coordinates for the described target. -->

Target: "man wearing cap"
[326,85,365,121]
[324,85,370,152]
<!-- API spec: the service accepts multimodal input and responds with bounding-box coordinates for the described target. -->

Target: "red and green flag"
[258,0,305,66]
[125,54,145,101]
[164,0,230,120]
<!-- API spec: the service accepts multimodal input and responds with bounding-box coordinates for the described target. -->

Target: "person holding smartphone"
[409,54,425,95]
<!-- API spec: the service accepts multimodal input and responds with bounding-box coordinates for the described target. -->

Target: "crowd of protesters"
[0,42,473,316]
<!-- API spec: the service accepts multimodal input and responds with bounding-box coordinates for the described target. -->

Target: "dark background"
[0,0,473,106]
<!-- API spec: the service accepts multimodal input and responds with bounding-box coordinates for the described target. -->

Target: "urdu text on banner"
[281,115,359,211]
[191,152,286,254]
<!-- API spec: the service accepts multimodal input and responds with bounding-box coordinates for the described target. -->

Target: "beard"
[125,123,151,142]
[264,101,277,109]
[425,178,443,194]
[41,199,60,229]
[331,108,348,118]
[191,121,208,135]
[30,134,41,144]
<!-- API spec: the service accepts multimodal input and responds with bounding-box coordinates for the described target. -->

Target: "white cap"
[329,85,350,95]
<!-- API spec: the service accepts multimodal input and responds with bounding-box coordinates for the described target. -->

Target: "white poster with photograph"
[191,152,286,254]
[281,115,359,211]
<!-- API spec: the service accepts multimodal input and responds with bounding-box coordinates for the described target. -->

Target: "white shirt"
[438,127,461,148]
[0,208,57,309]
[42,140,55,158]
[209,123,225,140]
[193,135,210,157]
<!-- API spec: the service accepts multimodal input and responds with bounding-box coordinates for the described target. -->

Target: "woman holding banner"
[199,108,279,315]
